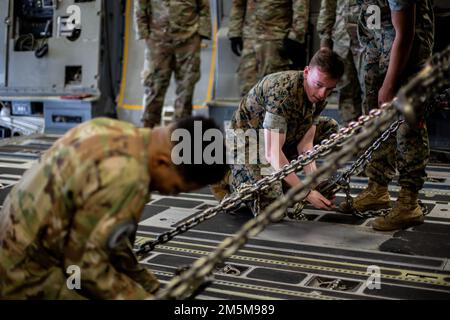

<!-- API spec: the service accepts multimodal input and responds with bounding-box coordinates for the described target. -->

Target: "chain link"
[341,119,404,181]
[281,118,404,219]
[395,45,450,124]
[329,110,432,219]
[337,119,404,218]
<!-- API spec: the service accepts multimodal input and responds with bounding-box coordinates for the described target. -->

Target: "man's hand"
[306,190,335,210]
[378,84,395,106]
[230,37,243,56]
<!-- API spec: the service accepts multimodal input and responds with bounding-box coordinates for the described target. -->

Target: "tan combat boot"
[372,188,424,231]
[339,180,391,213]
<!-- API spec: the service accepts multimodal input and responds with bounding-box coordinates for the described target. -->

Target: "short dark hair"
[309,48,345,80]
[171,116,228,186]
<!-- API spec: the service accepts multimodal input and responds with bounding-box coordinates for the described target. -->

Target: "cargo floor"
[1,135,449,300]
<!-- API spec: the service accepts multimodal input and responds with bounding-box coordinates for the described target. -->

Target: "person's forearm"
[296,125,317,174]
[382,8,416,94]
[268,150,302,187]
[297,143,317,174]
[382,35,414,93]
[111,240,160,294]
[304,161,317,174]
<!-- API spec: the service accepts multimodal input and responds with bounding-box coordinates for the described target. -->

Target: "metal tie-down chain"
[153,46,450,299]
[136,110,384,256]
[289,118,404,219]
[324,119,406,218]
[154,105,398,300]
[142,46,450,251]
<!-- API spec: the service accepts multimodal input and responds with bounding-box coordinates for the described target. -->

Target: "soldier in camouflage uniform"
[340,0,434,231]
[317,0,364,124]
[228,0,310,97]
[212,49,345,217]
[135,0,212,128]
[0,117,227,299]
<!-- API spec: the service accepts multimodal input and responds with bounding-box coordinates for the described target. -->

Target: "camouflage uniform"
[358,0,434,190]
[0,118,159,299]
[135,0,211,127]
[317,0,363,123]
[228,0,310,96]
[229,71,339,216]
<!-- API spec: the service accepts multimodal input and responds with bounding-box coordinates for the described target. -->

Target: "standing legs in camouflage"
[370,122,429,230]
[334,45,363,124]
[173,34,201,121]
[359,38,391,112]
[238,39,291,97]
[365,121,429,190]
[142,35,201,127]
[339,37,394,213]
[341,40,430,230]
[142,39,173,128]
[339,119,429,231]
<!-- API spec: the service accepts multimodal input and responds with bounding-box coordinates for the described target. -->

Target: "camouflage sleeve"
[263,82,289,133]
[317,0,337,41]
[228,0,246,38]
[65,157,154,299]
[287,0,310,44]
[110,237,160,295]
[197,0,212,39]
[263,112,288,134]
[134,0,151,40]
